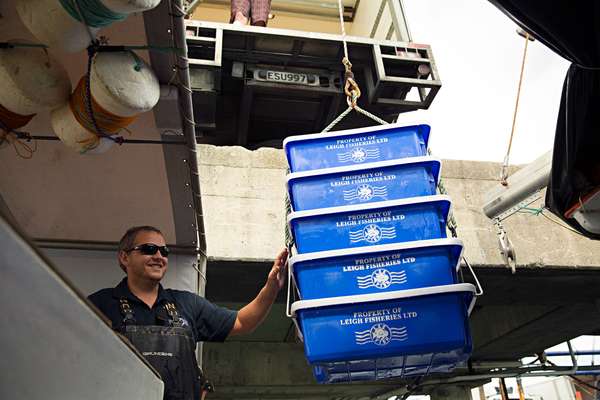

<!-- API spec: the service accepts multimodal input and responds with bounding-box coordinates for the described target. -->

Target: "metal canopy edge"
[144,2,206,251]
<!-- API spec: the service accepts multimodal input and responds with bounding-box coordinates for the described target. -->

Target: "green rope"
[60,0,126,28]
[518,206,544,215]
[129,51,143,72]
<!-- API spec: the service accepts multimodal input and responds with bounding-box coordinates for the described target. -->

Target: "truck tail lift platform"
[185,21,441,148]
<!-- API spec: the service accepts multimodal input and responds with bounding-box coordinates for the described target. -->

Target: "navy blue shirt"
[88,278,237,343]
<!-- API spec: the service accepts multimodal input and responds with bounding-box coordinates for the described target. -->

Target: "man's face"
[120,230,168,284]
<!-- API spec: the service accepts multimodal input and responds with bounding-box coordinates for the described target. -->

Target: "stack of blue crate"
[283,123,477,384]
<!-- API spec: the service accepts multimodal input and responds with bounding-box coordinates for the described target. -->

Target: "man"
[88,226,288,400]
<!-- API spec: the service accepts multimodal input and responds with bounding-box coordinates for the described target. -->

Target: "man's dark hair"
[118,226,163,272]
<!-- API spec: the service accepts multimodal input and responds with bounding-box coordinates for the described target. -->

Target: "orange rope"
[0,102,35,130]
[69,77,138,138]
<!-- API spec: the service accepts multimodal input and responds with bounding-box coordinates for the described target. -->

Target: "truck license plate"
[255,70,317,86]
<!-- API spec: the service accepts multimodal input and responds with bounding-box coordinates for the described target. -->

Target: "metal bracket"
[495,218,516,273]
[495,190,543,222]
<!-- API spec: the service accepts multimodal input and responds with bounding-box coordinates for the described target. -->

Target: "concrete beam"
[197,144,600,270]
[471,302,600,360]
[198,145,287,261]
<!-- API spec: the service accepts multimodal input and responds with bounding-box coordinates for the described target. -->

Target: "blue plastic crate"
[312,349,471,383]
[290,238,463,300]
[287,195,451,254]
[286,157,441,211]
[283,123,431,172]
[290,284,475,375]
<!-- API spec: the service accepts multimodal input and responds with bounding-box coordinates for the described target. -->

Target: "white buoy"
[16,0,99,53]
[16,0,161,53]
[51,51,160,153]
[100,0,161,14]
[0,44,71,126]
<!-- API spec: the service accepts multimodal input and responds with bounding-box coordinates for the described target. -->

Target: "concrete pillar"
[429,385,473,400]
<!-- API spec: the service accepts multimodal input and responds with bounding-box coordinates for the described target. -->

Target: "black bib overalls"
[119,298,204,400]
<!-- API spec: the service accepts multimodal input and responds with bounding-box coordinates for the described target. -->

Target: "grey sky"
[401,0,570,165]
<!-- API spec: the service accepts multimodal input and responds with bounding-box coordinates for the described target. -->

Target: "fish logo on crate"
[343,184,388,202]
[355,324,408,346]
[337,148,380,163]
[357,268,407,290]
[350,224,396,244]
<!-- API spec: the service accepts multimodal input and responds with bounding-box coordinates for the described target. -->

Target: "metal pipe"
[376,342,580,399]
[546,351,600,357]
[397,0,412,41]
[172,0,207,255]
[427,366,577,385]
[482,150,552,219]
[26,135,187,145]
[574,370,600,376]
[432,342,578,384]
[387,0,411,42]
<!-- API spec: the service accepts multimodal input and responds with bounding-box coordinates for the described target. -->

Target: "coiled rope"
[69,74,136,151]
[59,0,183,151]
[59,0,126,28]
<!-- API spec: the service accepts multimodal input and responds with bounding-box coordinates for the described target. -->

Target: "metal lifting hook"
[342,57,361,108]
[496,221,517,273]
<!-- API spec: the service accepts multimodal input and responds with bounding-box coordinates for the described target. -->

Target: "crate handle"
[285,259,305,341]
[285,258,293,318]
[462,256,482,315]
[285,257,300,317]
[467,294,477,315]
[462,256,483,297]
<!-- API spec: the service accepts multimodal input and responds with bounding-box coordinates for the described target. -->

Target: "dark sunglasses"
[127,243,170,258]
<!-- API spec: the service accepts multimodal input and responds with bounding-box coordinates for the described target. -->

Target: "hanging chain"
[320,0,389,134]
